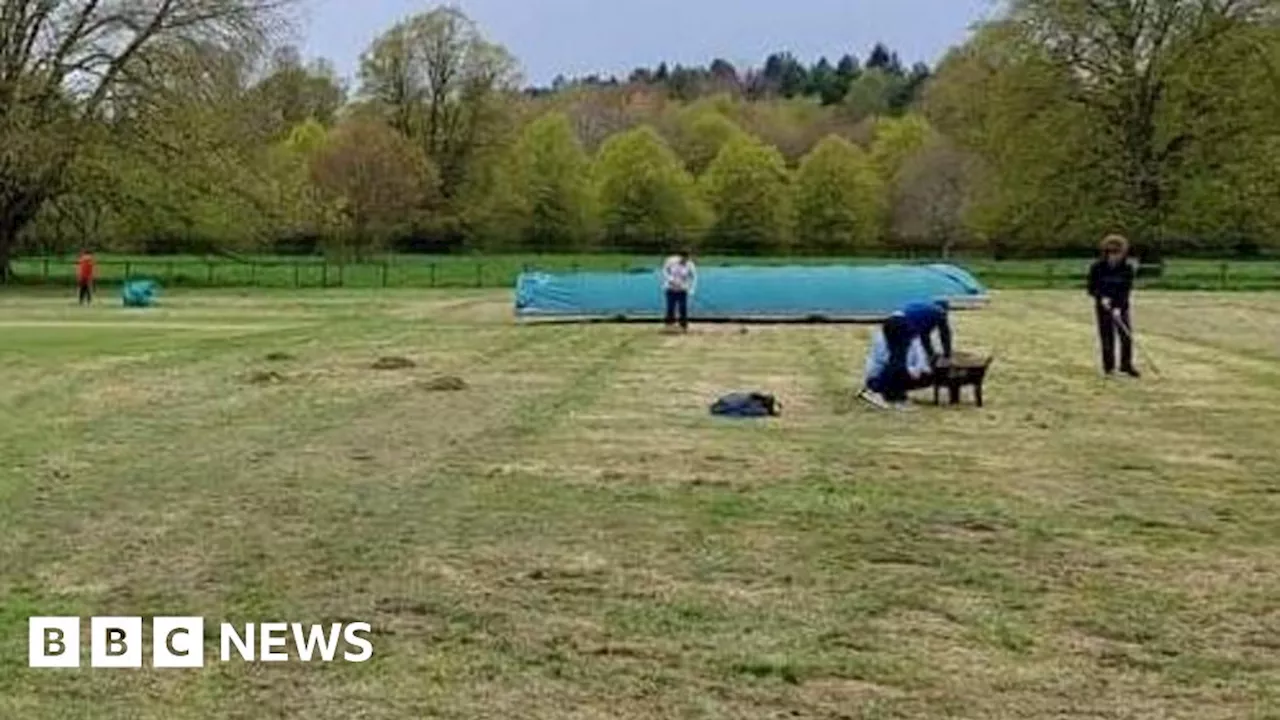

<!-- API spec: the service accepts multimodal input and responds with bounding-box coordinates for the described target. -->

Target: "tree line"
[535,43,931,112]
[3,1,1279,280]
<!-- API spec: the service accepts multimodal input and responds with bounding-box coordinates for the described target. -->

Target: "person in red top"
[76,249,95,305]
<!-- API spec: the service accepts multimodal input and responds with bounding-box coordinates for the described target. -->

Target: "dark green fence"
[8,256,1280,291]
[11,258,633,289]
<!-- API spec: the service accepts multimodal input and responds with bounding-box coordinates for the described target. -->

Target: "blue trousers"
[665,290,689,328]
[869,316,913,401]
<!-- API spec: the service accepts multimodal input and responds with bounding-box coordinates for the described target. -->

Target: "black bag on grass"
[710,392,782,418]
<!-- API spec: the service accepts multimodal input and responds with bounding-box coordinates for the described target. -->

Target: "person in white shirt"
[661,250,697,331]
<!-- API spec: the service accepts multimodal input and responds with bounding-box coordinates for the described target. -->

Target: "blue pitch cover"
[514,264,988,321]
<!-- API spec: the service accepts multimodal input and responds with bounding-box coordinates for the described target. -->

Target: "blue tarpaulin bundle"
[122,280,160,308]
[514,264,988,322]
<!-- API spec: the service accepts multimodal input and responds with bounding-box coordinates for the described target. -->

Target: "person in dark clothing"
[1087,234,1140,377]
[900,299,953,361]
[665,290,689,329]
[859,312,932,411]
[877,314,917,406]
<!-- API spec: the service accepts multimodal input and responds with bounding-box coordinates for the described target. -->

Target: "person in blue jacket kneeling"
[899,299,953,362]
[859,313,934,411]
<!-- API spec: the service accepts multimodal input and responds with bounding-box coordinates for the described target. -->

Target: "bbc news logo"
[29,617,373,668]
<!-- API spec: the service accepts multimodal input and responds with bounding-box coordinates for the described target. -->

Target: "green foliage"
[9,3,1280,267]
[844,69,902,121]
[670,106,748,175]
[699,133,793,253]
[923,23,1115,252]
[794,136,886,253]
[805,57,848,106]
[265,123,342,242]
[285,119,329,157]
[0,0,291,276]
[252,47,347,134]
[891,138,978,255]
[927,2,1280,254]
[869,114,936,184]
[357,6,520,198]
[310,118,438,258]
[594,126,709,252]
[481,112,597,250]
[763,52,810,98]
[732,99,838,164]
[44,56,299,255]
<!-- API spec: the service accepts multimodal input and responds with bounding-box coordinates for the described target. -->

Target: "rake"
[1112,310,1163,378]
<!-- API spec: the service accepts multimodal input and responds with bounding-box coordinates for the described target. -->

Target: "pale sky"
[296,0,996,87]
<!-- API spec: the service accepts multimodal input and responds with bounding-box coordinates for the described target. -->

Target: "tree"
[252,46,347,133]
[808,57,848,105]
[670,106,748,175]
[922,22,1116,253]
[0,0,290,280]
[794,135,886,254]
[480,112,596,250]
[866,43,903,75]
[869,114,936,183]
[25,176,108,256]
[844,68,906,120]
[891,139,979,257]
[667,65,703,101]
[628,67,655,85]
[836,54,861,88]
[286,119,329,156]
[560,87,650,153]
[708,58,741,93]
[761,52,809,98]
[700,134,793,254]
[61,40,307,254]
[310,118,438,259]
[888,62,932,114]
[732,99,831,163]
[921,4,1280,254]
[357,6,519,199]
[997,0,1280,244]
[261,119,339,247]
[594,126,708,252]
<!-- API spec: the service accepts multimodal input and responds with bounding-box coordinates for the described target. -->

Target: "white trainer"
[858,388,890,410]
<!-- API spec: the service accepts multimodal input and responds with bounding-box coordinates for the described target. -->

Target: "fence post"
[42,257,49,283]
[381,262,389,288]
[249,263,257,286]
[1219,262,1228,289]
[125,261,133,279]
[168,262,175,285]
[206,263,214,285]
[475,262,483,288]
[430,263,437,288]
[1045,263,1054,288]
[293,263,301,288]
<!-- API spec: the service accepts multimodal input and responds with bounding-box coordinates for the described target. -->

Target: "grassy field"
[1,288,1278,719]
[10,253,1280,291]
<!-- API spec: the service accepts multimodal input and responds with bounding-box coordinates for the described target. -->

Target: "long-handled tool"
[1112,310,1162,378]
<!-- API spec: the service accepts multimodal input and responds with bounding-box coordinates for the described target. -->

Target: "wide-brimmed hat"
[1100,234,1129,254]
